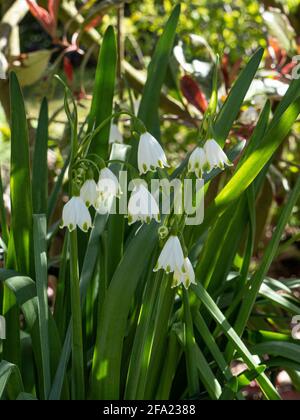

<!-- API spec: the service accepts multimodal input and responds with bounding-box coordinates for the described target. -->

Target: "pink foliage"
[26,0,60,39]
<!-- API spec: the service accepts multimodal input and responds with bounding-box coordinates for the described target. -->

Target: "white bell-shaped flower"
[97,168,120,198]
[61,196,92,232]
[172,257,196,289]
[154,235,185,274]
[96,168,120,214]
[80,179,98,208]
[138,132,169,175]
[128,183,160,225]
[188,147,208,178]
[204,139,232,172]
[109,123,123,144]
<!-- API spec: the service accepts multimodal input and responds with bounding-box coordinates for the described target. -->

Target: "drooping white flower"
[154,235,185,274]
[109,123,123,144]
[128,183,160,225]
[61,196,92,232]
[204,139,232,172]
[188,147,208,178]
[239,106,258,125]
[80,179,98,208]
[95,168,120,214]
[138,132,169,175]
[172,257,196,289]
[97,168,120,198]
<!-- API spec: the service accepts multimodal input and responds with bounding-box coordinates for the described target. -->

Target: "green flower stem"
[60,74,85,400]
[125,271,161,399]
[183,289,199,397]
[69,229,85,400]
[0,166,9,247]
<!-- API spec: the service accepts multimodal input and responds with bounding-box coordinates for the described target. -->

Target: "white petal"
[128,184,160,224]
[171,258,196,289]
[95,194,115,214]
[188,147,207,177]
[109,123,123,144]
[138,132,169,175]
[154,235,185,273]
[61,196,91,232]
[74,197,92,232]
[97,168,120,197]
[80,179,98,208]
[204,139,232,172]
[61,197,77,231]
[184,258,196,285]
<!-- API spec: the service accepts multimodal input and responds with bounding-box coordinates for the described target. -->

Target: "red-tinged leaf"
[221,55,242,90]
[230,58,242,85]
[180,75,208,113]
[63,56,74,84]
[48,0,60,34]
[281,61,296,76]
[268,37,283,63]
[48,0,60,21]
[221,53,230,90]
[84,15,103,31]
[26,0,57,38]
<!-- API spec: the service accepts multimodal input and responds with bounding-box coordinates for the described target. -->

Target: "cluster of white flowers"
[62,132,167,232]
[188,139,232,178]
[61,167,120,232]
[61,128,232,289]
[154,235,196,289]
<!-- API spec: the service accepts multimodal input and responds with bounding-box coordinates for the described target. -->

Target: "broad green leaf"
[214,48,264,145]
[253,342,300,364]
[49,145,130,400]
[7,72,33,276]
[3,72,34,366]
[191,283,281,400]
[33,215,51,399]
[132,4,180,150]
[0,166,9,246]
[88,26,117,159]
[91,224,158,399]
[32,99,48,215]
[229,175,300,352]
[0,270,69,399]
[0,361,24,400]
[259,283,300,315]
